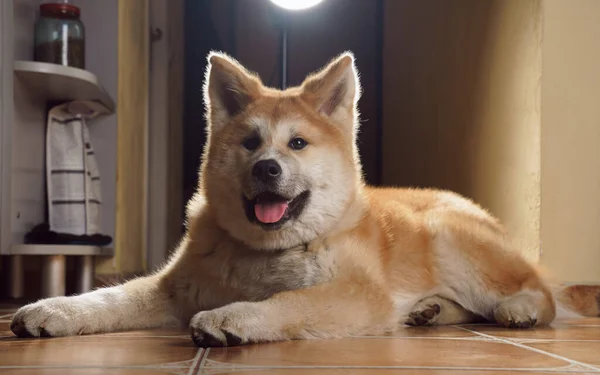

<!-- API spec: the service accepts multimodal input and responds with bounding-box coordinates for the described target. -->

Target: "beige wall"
[540,0,600,283]
[382,0,542,261]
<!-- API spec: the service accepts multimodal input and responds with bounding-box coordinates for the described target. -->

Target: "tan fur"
[11,52,600,346]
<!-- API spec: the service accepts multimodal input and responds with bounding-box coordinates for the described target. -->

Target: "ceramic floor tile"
[1,312,599,373]
[101,328,190,339]
[0,322,12,338]
[0,334,198,367]
[526,341,600,366]
[205,372,600,375]
[361,326,477,338]
[205,337,568,368]
[0,370,187,375]
[0,325,190,340]
[554,318,600,326]
[466,324,600,341]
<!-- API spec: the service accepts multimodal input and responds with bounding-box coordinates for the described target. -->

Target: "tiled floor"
[0,307,599,374]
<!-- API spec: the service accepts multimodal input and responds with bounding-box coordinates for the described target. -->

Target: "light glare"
[270,0,324,11]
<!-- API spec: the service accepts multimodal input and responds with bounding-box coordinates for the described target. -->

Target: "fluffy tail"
[552,284,600,318]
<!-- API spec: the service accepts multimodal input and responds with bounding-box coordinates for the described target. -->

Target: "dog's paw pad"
[406,303,441,326]
[494,297,539,330]
[224,331,243,346]
[191,329,243,348]
[39,327,54,338]
[503,318,537,329]
[10,318,34,338]
[192,330,224,348]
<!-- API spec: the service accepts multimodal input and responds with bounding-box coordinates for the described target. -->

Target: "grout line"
[348,335,484,341]
[98,335,191,339]
[200,359,594,372]
[187,348,206,375]
[194,348,211,375]
[454,326,600,373]
[553,325,600,328]
[199,348,210,368]
[0,361,592,373]
[516,339,600,344]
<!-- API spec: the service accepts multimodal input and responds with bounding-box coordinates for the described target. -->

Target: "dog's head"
[197,52,363,250]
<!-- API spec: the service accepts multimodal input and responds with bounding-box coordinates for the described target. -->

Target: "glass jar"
[34,3,85,69]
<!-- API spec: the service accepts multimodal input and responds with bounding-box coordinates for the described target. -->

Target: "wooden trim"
[116,0,150,274]
[147,0,184,270]
[0,0,14,256]
[166,0,184,255]
[147,0,168,270]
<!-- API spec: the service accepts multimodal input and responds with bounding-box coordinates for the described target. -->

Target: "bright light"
[269,0,324,11]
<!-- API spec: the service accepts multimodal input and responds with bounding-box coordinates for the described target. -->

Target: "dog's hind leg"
[430,211,556,329]
[405,295,482,326]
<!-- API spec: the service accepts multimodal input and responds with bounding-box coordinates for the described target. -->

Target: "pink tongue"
[255,202,288,224]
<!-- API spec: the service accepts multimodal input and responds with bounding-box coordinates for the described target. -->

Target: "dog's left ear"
[300,52,361,125]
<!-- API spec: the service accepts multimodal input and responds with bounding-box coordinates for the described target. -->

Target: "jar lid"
[39,3,81,17]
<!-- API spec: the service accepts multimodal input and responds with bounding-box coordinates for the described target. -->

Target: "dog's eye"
[289,137,308,150]
[242,135,261,151]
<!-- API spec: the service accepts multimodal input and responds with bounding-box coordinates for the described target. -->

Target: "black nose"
[252,159,282,183]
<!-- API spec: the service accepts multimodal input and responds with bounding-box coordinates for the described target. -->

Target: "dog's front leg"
[11,274,178,338]
[190,274,397,347]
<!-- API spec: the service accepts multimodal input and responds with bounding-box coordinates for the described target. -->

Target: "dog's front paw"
[11,297,84,338]
[494,302,538,329]
[190,302,273,348]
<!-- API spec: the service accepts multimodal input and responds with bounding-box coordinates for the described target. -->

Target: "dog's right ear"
[204,52,262,131]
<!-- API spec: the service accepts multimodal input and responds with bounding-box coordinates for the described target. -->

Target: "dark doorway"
[182,0,384,208]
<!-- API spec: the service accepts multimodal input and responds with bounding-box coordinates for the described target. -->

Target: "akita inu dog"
[11,52,600,347]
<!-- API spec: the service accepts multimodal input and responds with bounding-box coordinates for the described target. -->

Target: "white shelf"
[13,61,116,113]
[10,244,114,256]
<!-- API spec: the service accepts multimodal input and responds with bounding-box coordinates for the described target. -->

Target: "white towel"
[46,101,110,235]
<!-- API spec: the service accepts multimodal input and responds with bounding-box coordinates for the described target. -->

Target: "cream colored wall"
[382,0,542,261]
[540,0,600,283]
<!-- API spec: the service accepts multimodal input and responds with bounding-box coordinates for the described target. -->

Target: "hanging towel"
[46,100,110,236]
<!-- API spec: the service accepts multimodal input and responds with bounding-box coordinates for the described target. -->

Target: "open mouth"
[243,191,310,230]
